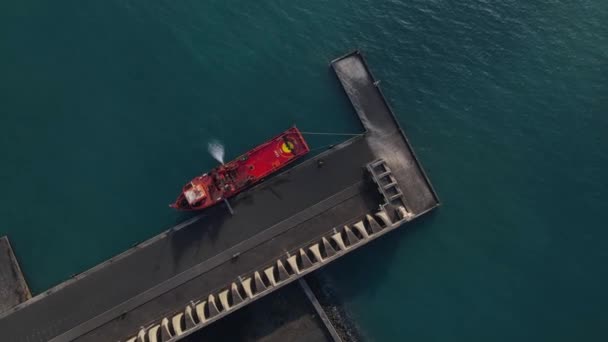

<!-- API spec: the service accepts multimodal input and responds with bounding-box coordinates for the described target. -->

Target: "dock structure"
[0,51,439,342]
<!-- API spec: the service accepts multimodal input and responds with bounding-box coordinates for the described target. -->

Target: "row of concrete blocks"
[124,205,413,342]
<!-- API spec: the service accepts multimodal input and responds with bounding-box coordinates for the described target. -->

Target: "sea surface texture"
[1,0,606,340]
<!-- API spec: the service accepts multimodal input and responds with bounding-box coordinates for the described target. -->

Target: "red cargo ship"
[170,127,310,211]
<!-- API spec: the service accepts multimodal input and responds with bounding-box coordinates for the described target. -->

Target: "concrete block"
[322,237,337,257]
[309,243,323,262]
[276,260,291,280]
[344,226,360,245]
[331,232,347,250]
[0,236,31,318]
[230,283,244,305]
[287,255,300,274]
[254,271,267,293]
[195,301,208,323]
[299,249,313,269]
[171,313,184,335]
[218,289,231,311]
[185,305,197,329]
[161,318,173,340]
[375,210,392,226]
[396,206,413,220]
[137,328,146,342]
[353,220,369,238]
[264,266,277,286]
[241,277,254,299]
[366,214,383,233]
[147,325,161,342]
[207,295,220,316]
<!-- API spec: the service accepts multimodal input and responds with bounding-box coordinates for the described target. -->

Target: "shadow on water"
[336,211,438,295]
[309,211,441,336]
[185,282,331,342]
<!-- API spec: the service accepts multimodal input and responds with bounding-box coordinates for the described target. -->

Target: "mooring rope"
[299,131,365,154]
[300,131,364,136]
[308,143,340,154]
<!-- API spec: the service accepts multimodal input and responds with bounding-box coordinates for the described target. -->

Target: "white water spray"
[208,140,225,164]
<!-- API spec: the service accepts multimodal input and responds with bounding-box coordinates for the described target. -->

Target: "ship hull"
[171,127,310,211]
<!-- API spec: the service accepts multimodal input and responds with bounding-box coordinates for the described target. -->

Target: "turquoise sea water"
[1,0,607,340]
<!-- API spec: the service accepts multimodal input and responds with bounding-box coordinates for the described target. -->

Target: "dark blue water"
[1,0,606,340]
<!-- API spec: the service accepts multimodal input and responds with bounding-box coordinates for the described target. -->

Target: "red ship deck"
[171,127,309,211]
[233,127,310,182]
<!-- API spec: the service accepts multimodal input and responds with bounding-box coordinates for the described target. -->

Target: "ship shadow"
[165,172,295,275]
[167,205,231,272]
[235,174,292,203]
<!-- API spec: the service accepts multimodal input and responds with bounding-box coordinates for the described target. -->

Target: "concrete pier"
[0,51,439,341]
